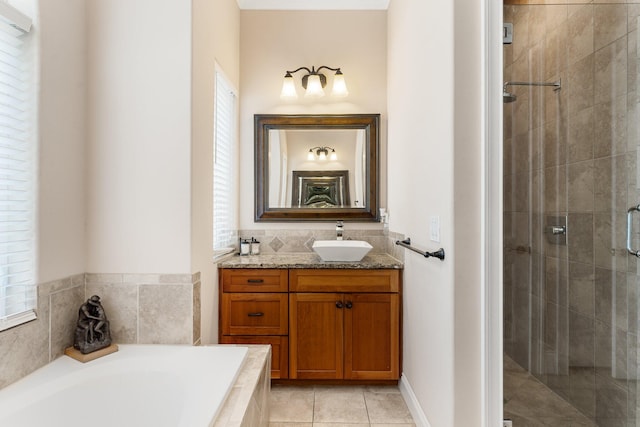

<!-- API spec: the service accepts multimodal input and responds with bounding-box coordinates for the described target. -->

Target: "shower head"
[503,90,517,103]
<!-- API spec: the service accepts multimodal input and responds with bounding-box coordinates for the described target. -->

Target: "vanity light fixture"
[307,146,337,161]
[280,65,349,99]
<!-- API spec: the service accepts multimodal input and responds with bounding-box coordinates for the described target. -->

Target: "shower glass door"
[503,2,640,425]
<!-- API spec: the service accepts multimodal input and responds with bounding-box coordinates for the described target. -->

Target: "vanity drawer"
[222,293,288,335]
[289,269,400,293]
[221,269,288,292]
[220,335,289,379]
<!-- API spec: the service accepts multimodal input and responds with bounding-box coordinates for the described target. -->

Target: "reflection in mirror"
[255,114,379,222]
[292,170,350,208]
[268,129,366,208]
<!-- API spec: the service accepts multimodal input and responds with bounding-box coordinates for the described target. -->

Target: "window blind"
[0,5,35,332]
[213,70,237,255]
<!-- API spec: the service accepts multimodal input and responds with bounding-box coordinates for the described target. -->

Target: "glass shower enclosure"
[503,1,640,425]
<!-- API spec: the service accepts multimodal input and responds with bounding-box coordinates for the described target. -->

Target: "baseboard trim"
[399,373,431,427]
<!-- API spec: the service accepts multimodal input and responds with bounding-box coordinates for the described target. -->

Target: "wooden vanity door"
[344,293,400,380]
[289,293,344,379]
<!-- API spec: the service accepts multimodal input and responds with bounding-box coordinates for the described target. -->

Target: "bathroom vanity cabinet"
[289,269,400,380]
[219,265,401,382]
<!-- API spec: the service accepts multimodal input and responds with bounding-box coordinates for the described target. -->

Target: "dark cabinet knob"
[247,279,264,284]
[335,301,343,309]
[247,312,264,317]
[345,301,353,309]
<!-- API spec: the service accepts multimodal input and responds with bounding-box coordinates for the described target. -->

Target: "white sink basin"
[312,240,373,262]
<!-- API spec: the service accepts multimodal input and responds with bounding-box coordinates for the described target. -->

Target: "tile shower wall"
[0,272,201,390]
[503,3,640,425]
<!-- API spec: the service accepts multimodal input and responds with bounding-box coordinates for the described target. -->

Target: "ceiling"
[237,0,390,10]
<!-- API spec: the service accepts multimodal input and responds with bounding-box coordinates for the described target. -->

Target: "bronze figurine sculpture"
[73,295,112,354]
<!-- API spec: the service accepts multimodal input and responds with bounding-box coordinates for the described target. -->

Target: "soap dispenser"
[239,238,251,256]
[250,237,260,255]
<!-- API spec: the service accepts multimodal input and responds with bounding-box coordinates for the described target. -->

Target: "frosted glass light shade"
[280,75,298,99]
[318,149,327,161]
[329,149,337,161]
[331,73,348,97]
[304,74,325,98]
[307,150,315,161]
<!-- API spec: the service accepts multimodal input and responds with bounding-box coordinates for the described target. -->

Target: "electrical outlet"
[503,420,513,427]
[429,216,440,242]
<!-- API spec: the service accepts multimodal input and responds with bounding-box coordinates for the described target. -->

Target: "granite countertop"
[218,253,403,269]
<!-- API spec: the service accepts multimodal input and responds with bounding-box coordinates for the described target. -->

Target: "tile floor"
[504,355,596,426]
[269,358,599,427]
[269,384,416,426]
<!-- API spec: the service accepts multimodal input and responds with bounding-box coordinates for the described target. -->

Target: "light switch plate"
[429,216,440,242]
[503,420,513,427]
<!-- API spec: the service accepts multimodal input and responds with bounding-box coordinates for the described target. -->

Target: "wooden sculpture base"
[64,343,119,363]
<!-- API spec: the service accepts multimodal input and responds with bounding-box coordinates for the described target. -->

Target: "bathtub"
[0,344,248,427]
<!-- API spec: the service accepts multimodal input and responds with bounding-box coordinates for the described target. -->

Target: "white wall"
[192,0,240,344]
[388,1,488,425]
[387,0,455,424]
[239,10,387,230]
[452,0,485,425]
[85,0,192,274]
[36,0,86,282]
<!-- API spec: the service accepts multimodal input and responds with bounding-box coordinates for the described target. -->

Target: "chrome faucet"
[336,220,344,241]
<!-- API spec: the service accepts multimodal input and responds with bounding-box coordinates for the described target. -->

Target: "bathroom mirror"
[255,114,379,221]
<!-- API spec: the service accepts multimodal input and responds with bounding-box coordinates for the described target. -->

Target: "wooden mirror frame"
[255,114,380,222]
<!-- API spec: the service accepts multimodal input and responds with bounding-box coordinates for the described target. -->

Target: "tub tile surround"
[215,345,271,427]
[194,277,202,345]
[0,274,85,388]
[48,275,86,360]
[0,272,201,390]
[84,273,200,345]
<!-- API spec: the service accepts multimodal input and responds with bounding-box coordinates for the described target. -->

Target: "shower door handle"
[547,226,566,235]
[627,205,640,257]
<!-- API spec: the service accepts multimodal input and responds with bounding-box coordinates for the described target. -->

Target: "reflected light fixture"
[307,146,337,161]
[280,66,349,99]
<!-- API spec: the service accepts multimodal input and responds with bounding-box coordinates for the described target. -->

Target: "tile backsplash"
[238,228,405,260]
